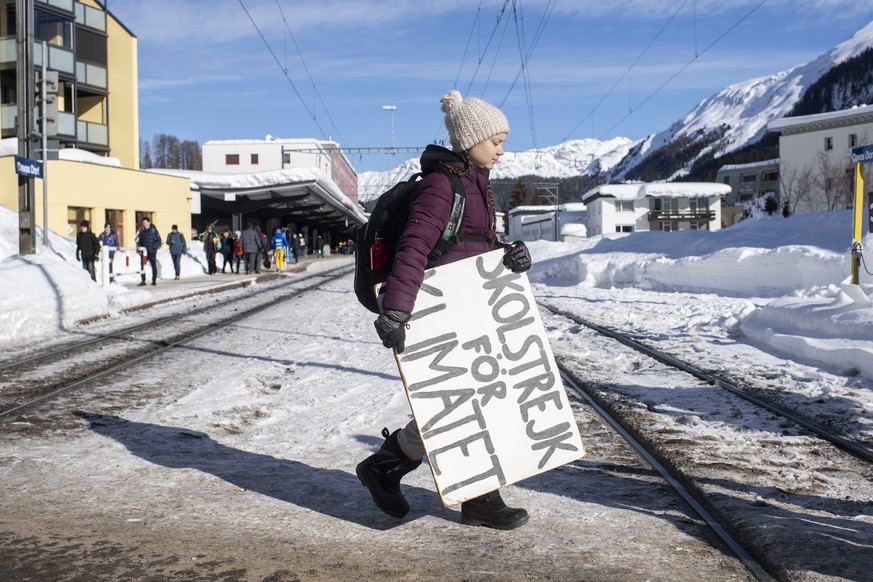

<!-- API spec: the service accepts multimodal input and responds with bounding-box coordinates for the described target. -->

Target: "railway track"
[542,300,873,581]
[0,265,354,422]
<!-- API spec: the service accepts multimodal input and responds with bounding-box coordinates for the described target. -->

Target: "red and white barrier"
[100,246,148,287]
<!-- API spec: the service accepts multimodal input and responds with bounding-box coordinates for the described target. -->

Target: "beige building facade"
[1,0,191,245]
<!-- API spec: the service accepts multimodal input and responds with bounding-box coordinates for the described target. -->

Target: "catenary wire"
[561,0,688,141]
[594,0,770,141]
[237,0,329,140]
[275,0,348,146]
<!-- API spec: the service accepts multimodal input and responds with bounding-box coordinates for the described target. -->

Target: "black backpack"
[354,170,466,313]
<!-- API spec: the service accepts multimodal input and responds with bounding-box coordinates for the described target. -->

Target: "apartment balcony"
[76,60,107,90]
[77,118,108,147]
[648,210,715,221]
[36,0,75,13]
[34,41,75,76]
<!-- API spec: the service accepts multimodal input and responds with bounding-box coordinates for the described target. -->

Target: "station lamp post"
[382,105,396,152]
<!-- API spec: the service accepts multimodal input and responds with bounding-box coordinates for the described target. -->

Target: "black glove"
[502,241,532,273]
[374,310,411,353]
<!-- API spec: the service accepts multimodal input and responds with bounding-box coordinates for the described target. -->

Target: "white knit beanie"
[441,89,510,152]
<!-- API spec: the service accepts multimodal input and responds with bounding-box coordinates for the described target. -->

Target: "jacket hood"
[420,144,468,175]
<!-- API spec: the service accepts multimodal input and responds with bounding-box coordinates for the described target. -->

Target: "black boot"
[461,490,529,530]
[356,427,422,518]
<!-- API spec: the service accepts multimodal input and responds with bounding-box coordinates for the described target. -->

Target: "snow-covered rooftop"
[203,136,340,147]
[0,137,122,168]
[769,104,873,131]
[718,158,780,172]
[583,182,732,203]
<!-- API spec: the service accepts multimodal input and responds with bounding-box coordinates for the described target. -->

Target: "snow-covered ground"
[3,203,870,381]
[3,202,873,578]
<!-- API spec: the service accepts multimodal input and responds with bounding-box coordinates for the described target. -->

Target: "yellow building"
[0,0,190,246]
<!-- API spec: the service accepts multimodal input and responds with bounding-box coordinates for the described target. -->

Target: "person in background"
[96,222,120,278]
[220,229,234,273]
[203,224,220,275]
[135,216,161,286]
[239,223,263,275]
[165,224,187,280]
[271,228,289,271]
[298,234,306,257]
[258,229,269,273]
[356,89,532,530]
[75,220,100,282]
[315,234,325,258]
[232,231,244,274]
[290,232,300,264]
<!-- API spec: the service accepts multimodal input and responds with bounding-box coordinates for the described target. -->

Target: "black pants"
[245,252,258,274]
[171,253,182,277]
[141,252,157,283]
[206,248,217,274]
[81,257,96,281]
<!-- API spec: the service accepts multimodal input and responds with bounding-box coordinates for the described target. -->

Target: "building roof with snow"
[582,182,731,203]
[769,104,873,133]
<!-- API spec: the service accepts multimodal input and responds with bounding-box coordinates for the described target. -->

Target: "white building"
[582,183,729,237]
[507,203,587,242]
[769,105,873,214]
[202,137,359,202]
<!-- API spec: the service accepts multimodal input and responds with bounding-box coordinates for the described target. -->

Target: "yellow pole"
[852,162,864,285]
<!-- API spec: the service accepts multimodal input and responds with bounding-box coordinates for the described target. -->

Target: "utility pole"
[537,183,560,241]
[16,0,36,255]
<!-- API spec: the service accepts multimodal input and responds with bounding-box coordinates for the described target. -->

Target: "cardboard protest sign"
[393,249,585,506]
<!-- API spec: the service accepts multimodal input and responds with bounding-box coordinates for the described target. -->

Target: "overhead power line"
[237,0,333,142]
[563,0,769,141]
[594,0,770,141]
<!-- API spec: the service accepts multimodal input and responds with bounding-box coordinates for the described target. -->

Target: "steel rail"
[0,266,353,374]
[559,363,775,582]
[542,302,873,465]
[0,266,353,420]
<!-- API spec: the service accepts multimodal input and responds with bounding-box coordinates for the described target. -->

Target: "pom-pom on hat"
[441,90,509,152]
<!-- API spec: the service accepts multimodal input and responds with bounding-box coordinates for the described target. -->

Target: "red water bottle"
[371,230,388,283]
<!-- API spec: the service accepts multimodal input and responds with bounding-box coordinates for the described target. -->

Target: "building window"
[67,206,91,236]
[690,220,709,231]
[615,225,633,233]
[689,197,708,212]
[824,136,833,151]
[283,152,291,165]
[35,12,73,50]
[226,154,239,165]
[849,134,858,148]
[761,170,778,182]
[738,192,754,202]
[723,176,731,185]
[653,198,677,212]
[616,200,634,212]
[741,173,757,183]
[251,153,259,165]
[77,28,108,66]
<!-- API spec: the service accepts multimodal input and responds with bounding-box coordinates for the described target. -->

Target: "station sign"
[14,156,43,179]
[852,144,873,164]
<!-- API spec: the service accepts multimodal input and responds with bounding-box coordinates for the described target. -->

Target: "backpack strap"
[427,171,469,266]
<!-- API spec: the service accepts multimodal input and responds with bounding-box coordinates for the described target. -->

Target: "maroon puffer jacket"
[381,146,495,313]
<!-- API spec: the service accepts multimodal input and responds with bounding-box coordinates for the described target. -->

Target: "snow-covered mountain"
[359,21,873,203]
[357,137,637,203]
[614,20,873,180]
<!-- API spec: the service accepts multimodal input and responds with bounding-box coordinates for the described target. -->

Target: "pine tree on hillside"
[509,178,530,209]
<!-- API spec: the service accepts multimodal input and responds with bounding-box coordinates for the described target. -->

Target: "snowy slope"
[360,21,873,198]
[613,20,873,179]
[357,137,637,203]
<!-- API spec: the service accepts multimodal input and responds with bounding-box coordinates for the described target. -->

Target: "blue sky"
[107,0,873,172]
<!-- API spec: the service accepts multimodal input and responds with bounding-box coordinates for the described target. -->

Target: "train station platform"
[110,254,354,312]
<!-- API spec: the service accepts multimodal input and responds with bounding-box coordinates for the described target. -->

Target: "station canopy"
[150,167,366,230]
